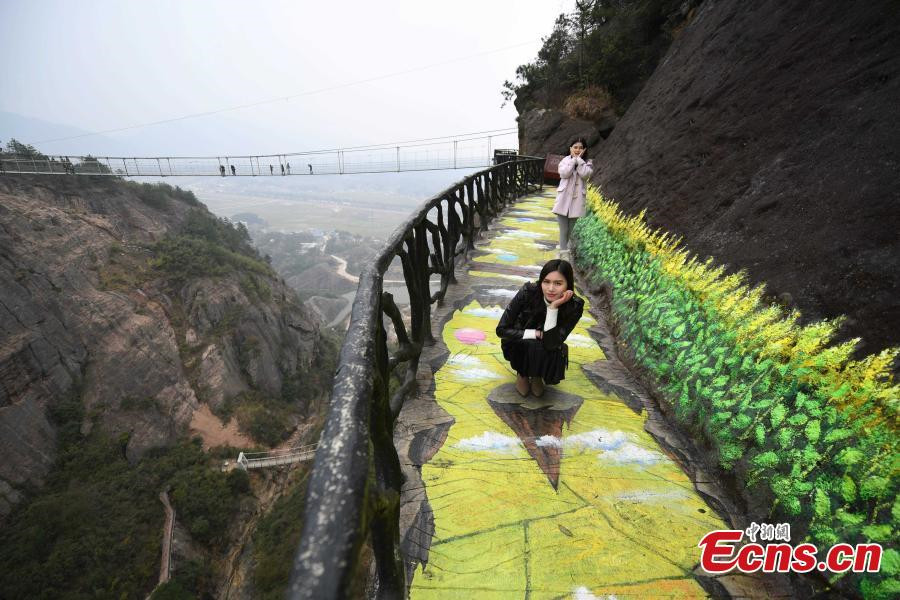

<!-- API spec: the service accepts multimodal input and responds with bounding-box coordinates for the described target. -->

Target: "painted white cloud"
[535,429,665,465]
[536,435,562,448]
[565,333,595,348]
[447,354,482,366]
[463,306,506,318]
[501,230,543,238]
[615,490,690,503]
[449,367,503,381]
[455,432,521,453]
[573,587,617,600]
[485,288,517,298]
[456,427,665,464]
[599,444,665,465]
[564,429,628,451]
[533,429,626,451]
[444,354,503,380]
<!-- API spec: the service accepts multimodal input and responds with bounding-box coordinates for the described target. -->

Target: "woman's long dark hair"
[530,259,576,300]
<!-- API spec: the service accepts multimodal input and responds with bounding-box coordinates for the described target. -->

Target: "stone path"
[394,191,786,599]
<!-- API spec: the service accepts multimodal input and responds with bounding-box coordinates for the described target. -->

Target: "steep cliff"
[519,0,900,357]
[0,174,327,517]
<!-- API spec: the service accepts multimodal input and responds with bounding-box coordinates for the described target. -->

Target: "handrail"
[287,157,544,599]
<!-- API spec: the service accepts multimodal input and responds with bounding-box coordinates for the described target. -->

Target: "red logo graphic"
[698,529,882,574]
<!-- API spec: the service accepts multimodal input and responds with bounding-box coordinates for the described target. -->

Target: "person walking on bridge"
[553,137,593,258]
[496,259,584,397]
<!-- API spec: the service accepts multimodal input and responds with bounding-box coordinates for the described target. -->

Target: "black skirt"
[501,339,568,385]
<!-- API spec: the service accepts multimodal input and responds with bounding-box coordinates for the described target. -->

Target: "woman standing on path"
[553,137,593,257]
[496,259,585,397]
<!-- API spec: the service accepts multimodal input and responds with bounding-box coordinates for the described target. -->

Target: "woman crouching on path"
[553,137,593,258]
[496,259,585,397]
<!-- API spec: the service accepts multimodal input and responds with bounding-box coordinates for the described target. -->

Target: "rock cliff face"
[0,175,324,516]
[520,0,900,356]
[519,108,606,159]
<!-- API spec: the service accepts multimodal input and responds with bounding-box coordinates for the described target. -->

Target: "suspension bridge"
[0,128,520,177]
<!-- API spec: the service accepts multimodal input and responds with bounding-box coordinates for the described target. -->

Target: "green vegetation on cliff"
[0,391,248,599]
[154,209,274,282]
[251,467,312,600]
[2,137,113,174]
[503,0,700,114]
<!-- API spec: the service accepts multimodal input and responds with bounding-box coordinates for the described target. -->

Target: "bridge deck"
[237,448,317,470]
[395,191,756,598]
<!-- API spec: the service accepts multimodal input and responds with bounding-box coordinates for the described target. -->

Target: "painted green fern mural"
[574,187,898,599]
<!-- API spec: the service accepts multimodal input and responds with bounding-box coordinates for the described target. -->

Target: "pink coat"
[552,155,593,218]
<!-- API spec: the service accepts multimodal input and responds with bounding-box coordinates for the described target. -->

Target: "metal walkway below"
[236,443,318,470]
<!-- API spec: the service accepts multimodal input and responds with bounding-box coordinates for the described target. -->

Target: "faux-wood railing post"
[399,238,424,354]
[447,192,463,270]
[370,294,406,598]
[463,184,476,251]
[466,179,479,233]
[488,171,499,214]
[415,221,436,345]
[442,200,458,286]
[473,177,487,227]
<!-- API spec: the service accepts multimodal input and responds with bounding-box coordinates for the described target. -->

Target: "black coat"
[495,283,585,352]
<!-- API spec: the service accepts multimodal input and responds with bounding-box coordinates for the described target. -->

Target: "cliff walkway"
[395,190,732,598]
[289,161,762,598]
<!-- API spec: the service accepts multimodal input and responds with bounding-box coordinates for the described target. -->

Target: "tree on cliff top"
[503,0,701,114]
[3,138,48,159]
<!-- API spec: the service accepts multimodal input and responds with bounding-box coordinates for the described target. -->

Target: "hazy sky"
[1,0,569,157]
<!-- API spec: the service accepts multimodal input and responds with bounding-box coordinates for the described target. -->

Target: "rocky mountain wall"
[0,175,324,516]
[521,0,900,356]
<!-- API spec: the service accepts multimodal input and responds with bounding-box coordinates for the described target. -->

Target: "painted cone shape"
[488,384,583,490]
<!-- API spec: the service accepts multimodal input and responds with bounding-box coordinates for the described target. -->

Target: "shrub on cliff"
[0,417,248,598]
[251,467,312,599]
[503,0,701,113]
[152,209,274,282]
[124,181,203,210]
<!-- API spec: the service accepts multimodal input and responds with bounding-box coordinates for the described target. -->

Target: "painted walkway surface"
[405,191,727,599]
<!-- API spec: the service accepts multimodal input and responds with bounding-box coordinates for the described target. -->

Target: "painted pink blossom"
[454,328,486,344]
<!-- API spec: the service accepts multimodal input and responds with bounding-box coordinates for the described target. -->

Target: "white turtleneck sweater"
[522,297,558,340]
